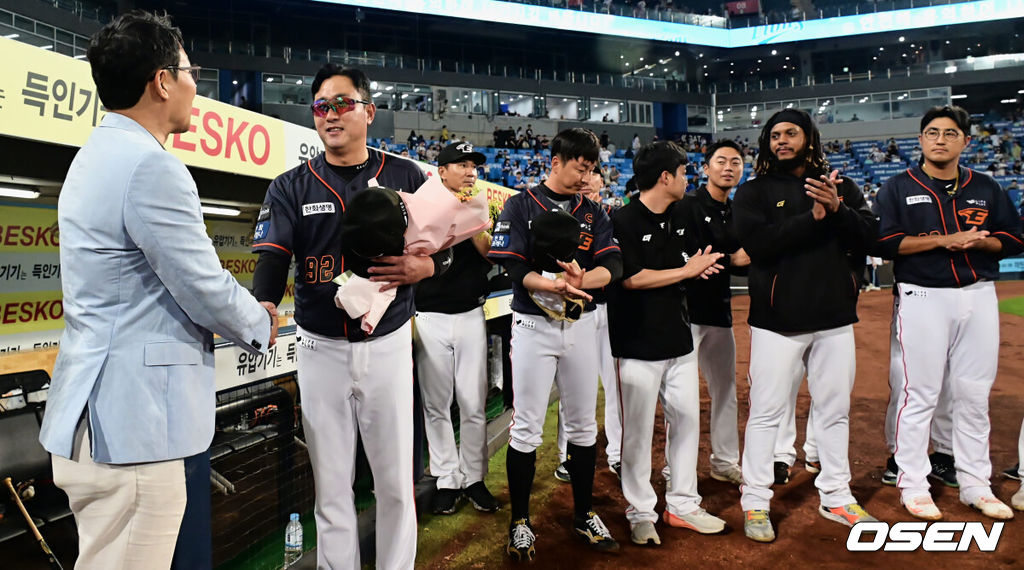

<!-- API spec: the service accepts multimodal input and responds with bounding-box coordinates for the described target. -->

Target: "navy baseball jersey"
[488,184,620,316]
[875,166,1024,287]
[253,150,427,340]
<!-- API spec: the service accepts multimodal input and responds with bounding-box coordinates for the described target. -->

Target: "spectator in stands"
[493,127,501,147]
[632,133,642,153]
[400,149,411,158]
[599,146,612,164]
[1008,180,1020,192]
[407,130,418,148]
[1014,161,1022,175]
[512,172,528,190]
[609,164,621,185]
[441,125,450,142]
[379,138,391,152]
[540,135,551,150]
[600,131,610,149]
[850,113,860,122]
[1012,141,1022,161]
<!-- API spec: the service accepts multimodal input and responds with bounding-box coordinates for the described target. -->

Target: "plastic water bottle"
[284,513,303,567]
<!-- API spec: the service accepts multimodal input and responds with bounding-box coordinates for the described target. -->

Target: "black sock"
[506,447,536,521]
[566,442,597,518]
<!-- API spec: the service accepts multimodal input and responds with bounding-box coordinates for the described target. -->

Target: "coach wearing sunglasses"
[252,64,449,569]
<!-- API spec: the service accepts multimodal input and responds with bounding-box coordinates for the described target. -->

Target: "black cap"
[765,108,814,136]
[530,209,580,273]
[339,187,408,278]
[437,142,486,166]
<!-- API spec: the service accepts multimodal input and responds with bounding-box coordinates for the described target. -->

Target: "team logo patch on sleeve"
[491,233,510,248]
[254,221,270,241]
[302,202,336,216]
[257,206,271,221]
[495,221,511,233]
[906,195,933,205]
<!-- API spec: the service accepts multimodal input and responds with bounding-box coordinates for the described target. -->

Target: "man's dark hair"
[87,10,183,110]
[551,128,600,164]
[920,105,970,135]
[703,139,743,165]
[311,64,372,101]
[633,141,687,192]
[754,109,829,177]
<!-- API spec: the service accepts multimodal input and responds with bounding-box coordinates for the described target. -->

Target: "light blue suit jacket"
[39,113,271,464]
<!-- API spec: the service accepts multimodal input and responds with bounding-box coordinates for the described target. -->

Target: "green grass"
[999,296,1024,318]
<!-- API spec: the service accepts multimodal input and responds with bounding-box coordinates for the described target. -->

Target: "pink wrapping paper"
[334,174,491,332]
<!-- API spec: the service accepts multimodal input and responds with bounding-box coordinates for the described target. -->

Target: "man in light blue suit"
[38,11,277,569]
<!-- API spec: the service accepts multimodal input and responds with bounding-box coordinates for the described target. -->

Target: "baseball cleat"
[805,460,821,475]
[1012,486,1024,511]
[663,507,726,534]
[928,452,958,488]
[773,461,791,485]
[609,462,622,479]
[465,481,500,513]
[963,496,1014,520]
[431,488,462,515]
[554,462,571,483]
[902,495,942,521]
[818,503,878,527]
[744,509,775,543]
[662,465,672,489]
[881,455,898,486]
[507,518,536,562]
[1002,463,1021,481]
[572,511,619,551]
[710,465,743,485]
[630,520,661,546]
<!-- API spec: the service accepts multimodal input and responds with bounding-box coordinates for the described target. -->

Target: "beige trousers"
[51,423,186,570]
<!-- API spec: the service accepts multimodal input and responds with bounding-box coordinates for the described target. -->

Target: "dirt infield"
[420,281,1024,568]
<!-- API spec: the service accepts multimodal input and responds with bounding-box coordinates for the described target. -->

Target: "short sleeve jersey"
[252,149,427,340]
[607,198,694,361]
[488,184,620,316]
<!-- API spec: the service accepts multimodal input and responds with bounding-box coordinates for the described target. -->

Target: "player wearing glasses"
[252,64,450,569]
[874,105,1024,521]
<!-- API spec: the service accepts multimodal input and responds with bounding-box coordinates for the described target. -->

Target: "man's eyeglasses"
[162,65,200,82]
[922,128,963,142]
[311,96,371,117]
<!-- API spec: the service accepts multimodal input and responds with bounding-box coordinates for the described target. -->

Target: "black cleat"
[431,488,462,515]
[928,452,958,488]
[573,511,620,552]
[882,455,898,486]
[1003,463,1021,481]
[465,481,500,513]
[507,518,536,562]
[773,461,791,485]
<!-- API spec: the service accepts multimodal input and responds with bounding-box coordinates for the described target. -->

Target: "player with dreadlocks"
[731,109,880,543]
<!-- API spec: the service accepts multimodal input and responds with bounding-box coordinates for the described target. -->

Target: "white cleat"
[902,495,942,521]
[963,496,1014,520]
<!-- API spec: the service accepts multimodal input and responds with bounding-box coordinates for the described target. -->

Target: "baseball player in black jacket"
[733,109,879,542]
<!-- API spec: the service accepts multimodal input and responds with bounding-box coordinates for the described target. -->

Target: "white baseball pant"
[508,311,599,454]
[296,323,416,570]
[692,324,740,471]
[774,396,818,466]
[414,308,489,490]
[619,352,702,523]
[557,303,620,465]
[884,292,955,456]
[891,281,999,502]
[741,325,857,511]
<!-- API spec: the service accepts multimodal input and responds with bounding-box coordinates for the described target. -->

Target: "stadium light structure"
[316,0,1024,48]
